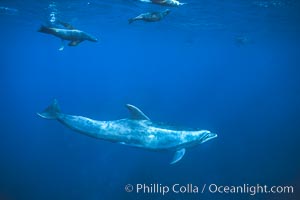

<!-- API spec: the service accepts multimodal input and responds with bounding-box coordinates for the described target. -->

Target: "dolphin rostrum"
[38,99,217,164]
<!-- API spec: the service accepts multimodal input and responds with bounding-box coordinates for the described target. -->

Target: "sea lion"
[139,0,186,6]
[128,9,171,24]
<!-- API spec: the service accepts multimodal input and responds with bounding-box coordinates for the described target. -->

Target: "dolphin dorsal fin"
[57,20,75,30]
[125,104,150,120]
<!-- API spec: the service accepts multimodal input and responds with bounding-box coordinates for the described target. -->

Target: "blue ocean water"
[0,0,299,199]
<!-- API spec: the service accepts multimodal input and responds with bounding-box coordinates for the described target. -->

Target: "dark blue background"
[0,0,299,199]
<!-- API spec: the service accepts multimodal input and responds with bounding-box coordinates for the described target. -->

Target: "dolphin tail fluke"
[38,25,53,34]
[128,18,136,24]
[37,99,61,119]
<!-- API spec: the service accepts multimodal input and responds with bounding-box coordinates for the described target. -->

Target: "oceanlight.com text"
[208,184,294,195]
[124,183,294,196]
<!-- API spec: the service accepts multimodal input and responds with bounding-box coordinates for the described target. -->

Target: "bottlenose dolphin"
[38,100,217,164]
[38,21,97,51]
[234,35,254,46]
[128,9,171,24]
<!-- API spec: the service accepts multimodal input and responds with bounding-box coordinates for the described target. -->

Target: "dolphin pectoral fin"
[59,40,65,51]
[68,40,83,46]
[170,148,186,165]
[125,104,150,120]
